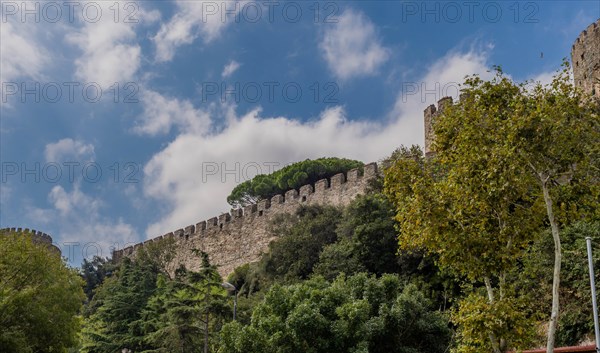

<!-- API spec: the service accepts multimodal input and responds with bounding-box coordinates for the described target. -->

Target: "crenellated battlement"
[113,163,378,275]
[571,19,600,97]
[424,96,454,156]
[1,227,60,254]
[573,20,599,47]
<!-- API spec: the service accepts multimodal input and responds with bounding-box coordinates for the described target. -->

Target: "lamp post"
[221,282,238,321]
[586,237,600,353]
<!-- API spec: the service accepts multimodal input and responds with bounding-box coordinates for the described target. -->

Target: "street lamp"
[221,282,238,321]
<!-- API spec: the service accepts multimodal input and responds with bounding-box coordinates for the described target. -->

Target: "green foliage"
[0,231,85,353]
[520,221,600,346]
[452,291,537,353]
[81,237,177,353]
[81,256,113,302]
[142,252,230,353]
[227,158,363,207]
[219,273,452,353]
[264,205,342,281]
[384,65,600,351]
[81,239,232,353]
[333,194,400,275]
[230,194,457,313]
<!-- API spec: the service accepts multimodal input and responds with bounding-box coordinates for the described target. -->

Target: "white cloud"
[0,1,51,84]
[134,89,214,136]
[66,1,159,88]
[49,184,100,216]
[30,183,137,264]
[391,50,494,117]
[153,0,244,62]
[37,139,135,263]
[320,9,390,80]
[529,70,557,86]
[0,21,47,83]
[44,138,95,163]
[222,60,241,78]
[141,48,494,238]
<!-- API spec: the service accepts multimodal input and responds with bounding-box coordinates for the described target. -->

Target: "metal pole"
[233,290,238,321]
[586,237,600,352]
[221,282,238,321]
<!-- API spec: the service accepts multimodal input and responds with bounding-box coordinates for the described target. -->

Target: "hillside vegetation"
[1,67,598,353]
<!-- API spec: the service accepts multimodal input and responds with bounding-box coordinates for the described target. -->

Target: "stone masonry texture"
[114,163,378,277]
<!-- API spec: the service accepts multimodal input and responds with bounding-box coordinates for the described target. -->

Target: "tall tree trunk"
[484,276,503,353]
[542,180,561,353]
[204,290,210,353]
[204,310,209,353]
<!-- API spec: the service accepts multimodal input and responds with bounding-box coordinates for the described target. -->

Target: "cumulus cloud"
[391,49,494,117]
[141,48,494,237]
[153,0,244,62]
[37,138,136,263]
[134,89,214,136]
[66,1,159,88]
[30,184,137,265]
[222,60,241,78]
[0,1,52,87]
[0,21,47,83]
[49,184,100,216]
[44,138,95,163]
[320,9,390,80]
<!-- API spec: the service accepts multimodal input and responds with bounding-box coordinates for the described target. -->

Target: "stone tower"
[424,96,453,156]
[424,19,600,156]
[572,19,600,97]
[0,227,61,254]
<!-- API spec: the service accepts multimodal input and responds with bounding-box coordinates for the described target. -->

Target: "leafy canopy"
[0,231,85,353]
[219,273,451,353]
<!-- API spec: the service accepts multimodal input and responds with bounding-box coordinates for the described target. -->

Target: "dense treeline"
[80,240,231,353]
[76,189,457,353]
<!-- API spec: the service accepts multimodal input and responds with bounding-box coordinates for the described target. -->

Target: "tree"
[519,221,600,346]
[509,64,599,351]
[81,256,112,302]
[314,193,401,280]
[142,252,230,353]
[385,65,599,352]
[81,237,176,353]
[218,273,451,353]
[227,158,363,207]
[262,205,342,282]
[384,75,543,351]
[0,231,85,353]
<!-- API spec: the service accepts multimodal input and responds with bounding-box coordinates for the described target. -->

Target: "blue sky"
[1,0,599,266]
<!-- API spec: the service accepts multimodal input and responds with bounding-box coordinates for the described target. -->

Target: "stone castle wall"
[115,19,598,278]
[425,19,600,156]
[424,96,454,156]
[113,163,378,276]
[572,19,600,98]
[0,227,60,254]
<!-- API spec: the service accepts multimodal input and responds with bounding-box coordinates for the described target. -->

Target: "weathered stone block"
[299,184,314,196]
[219,213,231,224]
[258,198,271,211]
[330,173,345,188]
[315,179,329,192]
[347,168,359,181]
[285,189,298,202]
[271,194,284,204]
[206,217,218,229]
